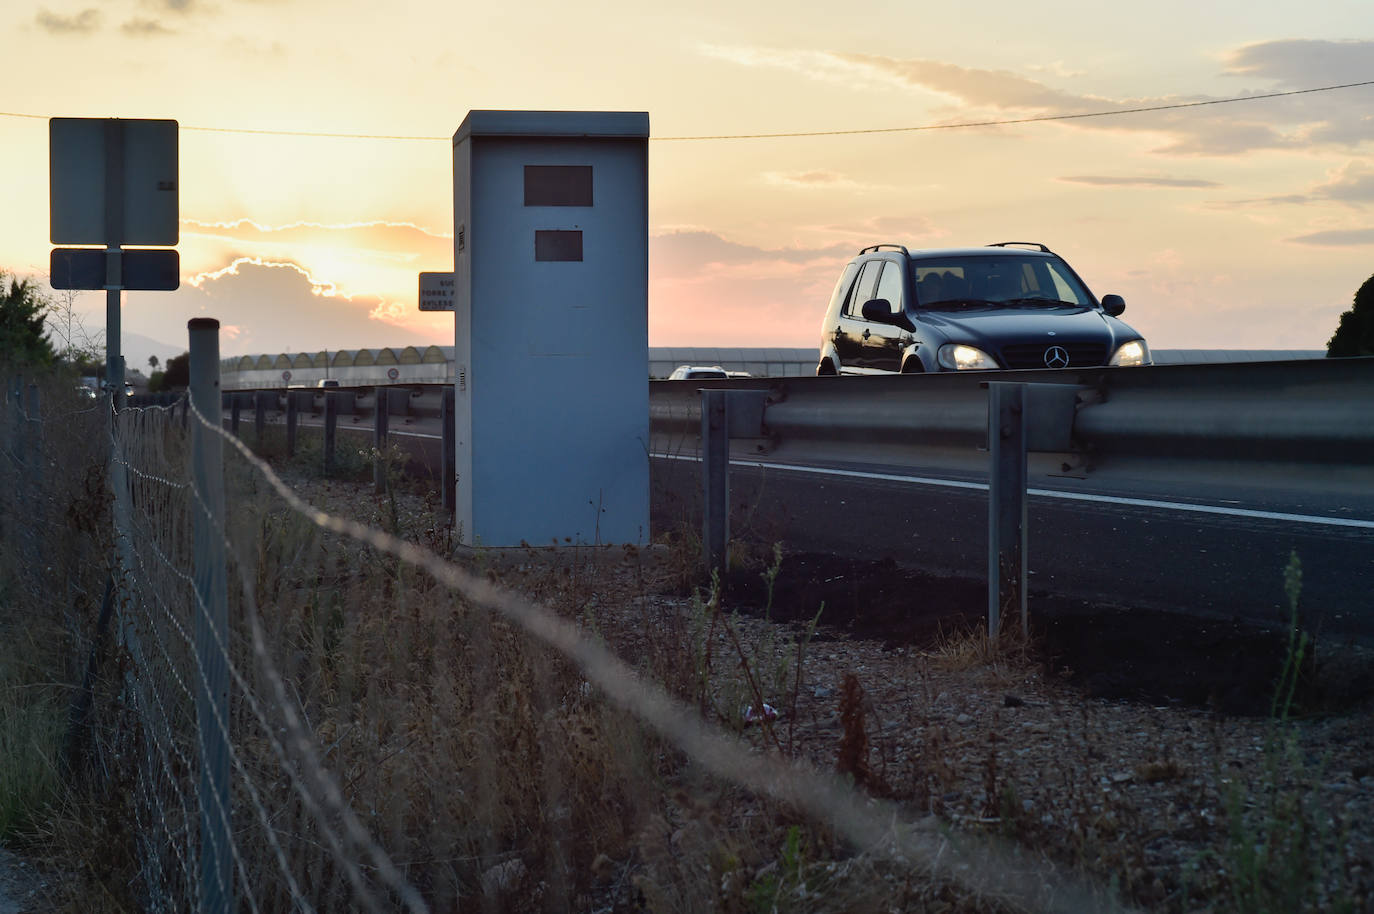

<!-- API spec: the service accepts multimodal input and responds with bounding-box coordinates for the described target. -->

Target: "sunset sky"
[2,0,1373,366]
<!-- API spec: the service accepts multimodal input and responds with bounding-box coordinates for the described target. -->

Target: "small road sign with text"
[419,272,455,311]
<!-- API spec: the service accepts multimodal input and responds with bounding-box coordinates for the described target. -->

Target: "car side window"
[843,261,882,317]
[826,262,860,319]
[872,261,903,316]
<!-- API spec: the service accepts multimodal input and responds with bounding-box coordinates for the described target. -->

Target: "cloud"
[1225,39,1374,88]
[224,36,286,58]
[763,170,866,189]
[1310,162,1374,205]
[1026,61,1086,79]
[180,218,453,310]
[1059,175,1222,188]
[649,231,855,345]
[121,17,175,35]
[35,8,100,32]
[702,40,1374,156]
[1209,160,1374,209]
[120,258,446,357]
[1287,228,1374,246]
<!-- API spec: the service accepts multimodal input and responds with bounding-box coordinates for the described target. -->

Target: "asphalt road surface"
[651,453,1374,645]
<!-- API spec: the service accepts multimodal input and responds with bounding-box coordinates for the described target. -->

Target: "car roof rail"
[859,243,910,256]
[987,241,1053,253]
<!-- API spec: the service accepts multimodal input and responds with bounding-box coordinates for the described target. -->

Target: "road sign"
[50,248,180,291]
[419,271,455,311]
[282,370,292,382]
[50,118,178,246]
[387,367,400,380]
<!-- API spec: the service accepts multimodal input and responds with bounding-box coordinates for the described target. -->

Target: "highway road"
[650,451,1374,644]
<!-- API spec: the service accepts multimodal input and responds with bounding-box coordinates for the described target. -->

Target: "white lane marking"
[652,452,1374,530]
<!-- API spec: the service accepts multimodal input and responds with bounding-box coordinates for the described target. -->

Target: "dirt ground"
[719,551,1374,718]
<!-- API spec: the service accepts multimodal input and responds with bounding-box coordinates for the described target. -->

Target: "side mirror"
[1100,294,1126,317]
[861,298,894,322]
[860,298,915,331]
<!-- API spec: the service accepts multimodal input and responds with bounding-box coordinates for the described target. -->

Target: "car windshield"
[910,256,1094,310]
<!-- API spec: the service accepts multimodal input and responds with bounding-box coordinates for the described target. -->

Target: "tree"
[148,354,159,371]
[0,272,56,366]
[160,351,189,390]
[1327,273,1374,357]
[47,287,103,366]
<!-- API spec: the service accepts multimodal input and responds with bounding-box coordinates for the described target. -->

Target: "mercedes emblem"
[1043,345,1070,369]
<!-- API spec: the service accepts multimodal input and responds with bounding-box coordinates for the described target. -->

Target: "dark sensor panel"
[524,165,593,207]
[535,230,583,262]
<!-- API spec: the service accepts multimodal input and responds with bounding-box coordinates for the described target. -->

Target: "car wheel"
[900,357,925,373]
[817,360,837,376]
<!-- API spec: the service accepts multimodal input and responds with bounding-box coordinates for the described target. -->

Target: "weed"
[1199,552,1360,914]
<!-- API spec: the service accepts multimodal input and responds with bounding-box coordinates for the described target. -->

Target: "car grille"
[999,342,1108,369]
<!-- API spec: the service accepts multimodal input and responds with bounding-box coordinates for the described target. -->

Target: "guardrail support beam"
[229,393,241,438]
[701,389,769,578]
[987,382,1028,640]
[323,391,337,476]
[285,391,299,456]
[373,387,389,494]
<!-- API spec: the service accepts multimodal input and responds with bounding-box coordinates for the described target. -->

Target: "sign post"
[49,117,179,407]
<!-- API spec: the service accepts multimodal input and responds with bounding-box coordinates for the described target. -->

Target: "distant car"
[316,378,341,388]
[817,242,1150,374]
[667,365,729,380]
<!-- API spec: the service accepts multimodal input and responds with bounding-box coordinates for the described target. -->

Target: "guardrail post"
[323,390,337,475]
[253,391,268,446]
[441,388,455,517]
[229,392,241,437]
[987,382,1028,640]
[285,391,299,456]
[187,318,234,914]
[373,387,389,494]
[702,389,729,576]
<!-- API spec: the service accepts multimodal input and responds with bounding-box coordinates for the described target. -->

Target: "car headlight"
[937,344,999,370]
[1109,340,1151,367]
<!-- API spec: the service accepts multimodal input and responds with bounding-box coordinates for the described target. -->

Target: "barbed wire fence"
[1,321,1131,913]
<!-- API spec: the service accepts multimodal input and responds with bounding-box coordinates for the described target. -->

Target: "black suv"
[817,242,1149,374]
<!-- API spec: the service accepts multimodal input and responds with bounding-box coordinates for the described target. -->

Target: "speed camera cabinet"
[452,110,650,547]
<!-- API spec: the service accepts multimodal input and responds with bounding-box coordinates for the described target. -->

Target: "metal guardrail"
[200,358,1374,635]
[207,357,1374,486]
[649,358,1374,478]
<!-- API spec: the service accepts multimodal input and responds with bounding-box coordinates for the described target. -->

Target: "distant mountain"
[120,332,185,374]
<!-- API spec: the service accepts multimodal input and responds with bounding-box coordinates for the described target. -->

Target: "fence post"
[285,391,299,457]
[701,389,728,577]
[441,387,456,519]
[229,393,241,437]
[323,391,337,476]
[187,318,234,914]
[987,382,1028,640]
[373,387,389,494]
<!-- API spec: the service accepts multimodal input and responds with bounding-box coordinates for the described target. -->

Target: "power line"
[3,78,1372,142]
[656,79,1374,140]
